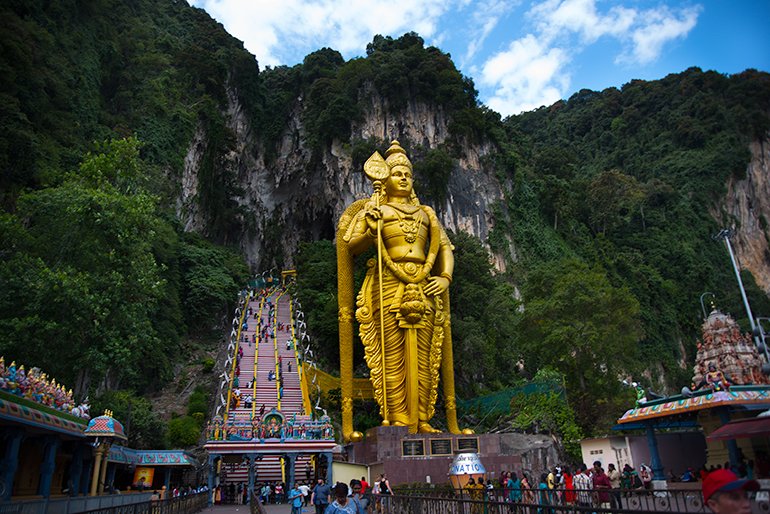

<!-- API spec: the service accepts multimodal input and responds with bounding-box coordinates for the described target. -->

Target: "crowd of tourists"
[149,484,208,501]
[461,462,652,510]
[212,475,391,514]
[460,458,766,513]
[305,475,391,514]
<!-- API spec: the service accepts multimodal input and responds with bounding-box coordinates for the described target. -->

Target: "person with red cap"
[702,468,759,513]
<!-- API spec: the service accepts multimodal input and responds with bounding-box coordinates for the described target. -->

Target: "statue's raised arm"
[337,140,466,441]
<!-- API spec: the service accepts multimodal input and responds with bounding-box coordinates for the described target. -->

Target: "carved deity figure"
[704,363,731,392]
[337,140,464,440]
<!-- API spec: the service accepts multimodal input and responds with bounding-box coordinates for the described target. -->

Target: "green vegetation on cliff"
[2,0,770,442]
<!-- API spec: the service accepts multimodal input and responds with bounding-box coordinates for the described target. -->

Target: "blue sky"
[189,0,770,117]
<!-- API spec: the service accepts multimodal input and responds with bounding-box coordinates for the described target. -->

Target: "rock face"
[178,87,505,269]
[719,138,770,294]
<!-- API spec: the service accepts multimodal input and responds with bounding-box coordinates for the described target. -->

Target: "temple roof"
[617,385,770,425]
[108,446,198,467]
[84,410,127,441]
[0,390,86,437]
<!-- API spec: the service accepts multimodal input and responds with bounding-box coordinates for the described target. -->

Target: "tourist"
[349,479,368,512]
[563,466,575,505]
[288,484,303,514]
[640,463,653,490]
[377,474,394,513]
[607,463,621,509]
[573,464,593,508]
[500,471,509,500]
[275,482,284,503]
[323,482,362,514]
[260,483,271,505]
[520,473,533,504]
[360,476,369,495]
[465,478,482,514]
[538,473,553,514]
[592,462,611,509]
[507,472,522,503]
[703,468,758,513]
[298,482,311,506]
[311,477,331,514]
[554,466,565,504]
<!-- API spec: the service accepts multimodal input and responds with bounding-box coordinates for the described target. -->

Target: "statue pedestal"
[343,426,558,486]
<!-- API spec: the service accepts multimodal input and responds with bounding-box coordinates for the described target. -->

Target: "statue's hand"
[424,276,449,296]
[365,206,382,234]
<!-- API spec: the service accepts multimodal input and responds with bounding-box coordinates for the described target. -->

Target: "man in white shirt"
[298,482,311,507]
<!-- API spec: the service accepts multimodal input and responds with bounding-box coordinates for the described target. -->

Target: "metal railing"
[0,492,208,514]
[381,487,770,514]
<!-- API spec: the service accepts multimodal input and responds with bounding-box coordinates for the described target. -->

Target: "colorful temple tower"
[693,308,770,387]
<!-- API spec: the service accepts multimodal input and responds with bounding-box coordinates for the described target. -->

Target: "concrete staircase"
[221,288,312,486]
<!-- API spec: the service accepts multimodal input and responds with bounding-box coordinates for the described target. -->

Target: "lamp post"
[699,292,715,320]
[713,228,760,337]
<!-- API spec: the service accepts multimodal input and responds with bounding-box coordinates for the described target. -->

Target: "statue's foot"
[391,421,407,427]
[418,422,441,434]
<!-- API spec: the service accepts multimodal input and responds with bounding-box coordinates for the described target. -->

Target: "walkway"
[202,504,299,514]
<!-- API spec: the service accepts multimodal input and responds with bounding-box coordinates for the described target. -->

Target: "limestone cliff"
[178,84,505,270]
[718,137,770,295]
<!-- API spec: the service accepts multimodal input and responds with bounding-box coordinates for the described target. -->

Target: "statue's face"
[386,165,413,197]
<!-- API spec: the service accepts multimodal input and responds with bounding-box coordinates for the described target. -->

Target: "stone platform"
[343,426,558,485]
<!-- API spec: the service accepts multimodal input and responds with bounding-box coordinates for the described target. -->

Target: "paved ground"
[200,504,311,514]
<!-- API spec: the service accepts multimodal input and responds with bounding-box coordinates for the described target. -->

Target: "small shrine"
[84,410,128,496]
[614,307,770,483]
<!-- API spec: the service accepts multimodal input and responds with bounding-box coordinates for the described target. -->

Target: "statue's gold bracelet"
[439,272,453,284]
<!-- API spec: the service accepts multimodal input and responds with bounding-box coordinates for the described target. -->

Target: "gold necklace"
[394,208,420,243]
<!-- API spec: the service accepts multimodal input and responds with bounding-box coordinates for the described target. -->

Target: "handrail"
[290,299,313,416]
[224,293,249,424]
[2,491,208,514]
[388,486,770,514]
[378,489,769,514]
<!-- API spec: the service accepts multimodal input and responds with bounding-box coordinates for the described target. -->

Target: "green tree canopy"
[518,257,642,430]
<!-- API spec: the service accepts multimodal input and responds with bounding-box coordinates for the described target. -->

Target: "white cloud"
[620,6,701,65]
[461,0,516,66]
[190,0,455,67]
[531,0,636,43]
[481,34,569,115]
[478,0,701,116]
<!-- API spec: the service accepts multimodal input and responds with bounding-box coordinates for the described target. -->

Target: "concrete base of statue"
[343,425,559,486]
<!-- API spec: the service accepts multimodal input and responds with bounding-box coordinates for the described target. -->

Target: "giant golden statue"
[337,140,462,441]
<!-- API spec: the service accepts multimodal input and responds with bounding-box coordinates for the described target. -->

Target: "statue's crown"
[384,140,412,171]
